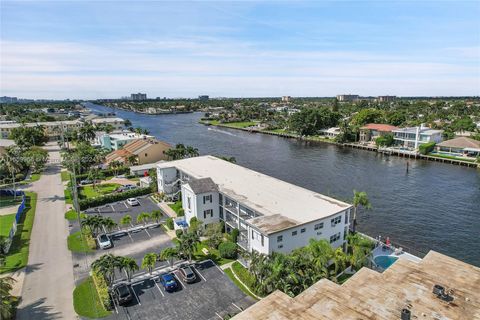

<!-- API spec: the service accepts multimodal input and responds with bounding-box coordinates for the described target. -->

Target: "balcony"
[237,239,248,250]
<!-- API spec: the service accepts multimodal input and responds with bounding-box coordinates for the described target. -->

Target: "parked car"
[159,273,178,292]
[114,283,133,305]
[126,198,139,206]
[97,234,112,249]
[124,184,137,190]
[179,266,196,283]
[79,179,93,185]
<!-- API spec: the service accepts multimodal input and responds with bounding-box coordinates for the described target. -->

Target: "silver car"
[97,234,112,249]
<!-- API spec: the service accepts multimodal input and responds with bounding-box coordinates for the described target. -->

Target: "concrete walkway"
[16,143,76,320]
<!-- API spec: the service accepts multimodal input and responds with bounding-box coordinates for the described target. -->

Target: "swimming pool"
[374,255,398,270]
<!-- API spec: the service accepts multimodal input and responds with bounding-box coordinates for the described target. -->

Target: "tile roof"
[360,123,398,131]
[437,137,480,149]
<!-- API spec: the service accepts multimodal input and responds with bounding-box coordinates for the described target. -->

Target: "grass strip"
[73,277,111,318]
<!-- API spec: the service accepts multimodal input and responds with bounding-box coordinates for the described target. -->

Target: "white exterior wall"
[182,184,220,227]
[157,167,177,194]
[247,226,270,255]
[247,209,350,255]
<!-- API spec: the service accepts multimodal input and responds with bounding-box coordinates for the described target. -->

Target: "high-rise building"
[131,93,147,101]
[281,96,291,102]
[336,94,359,102]
[377,95,396,102]
[0,96,18,103]
[198,95,209,101]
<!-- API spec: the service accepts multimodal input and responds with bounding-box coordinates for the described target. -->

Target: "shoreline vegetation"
[200,120,479,168]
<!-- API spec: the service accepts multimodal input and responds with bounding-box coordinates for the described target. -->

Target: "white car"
[126,198,140,206]
[97,234,112,249]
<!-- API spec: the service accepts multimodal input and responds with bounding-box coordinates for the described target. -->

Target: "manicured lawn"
[67,229,96,253]
[61,171,71,182]
[231,261,256,289]
[65,209,86,221]
[0,195,22,208]
[78,183,121,199]
[168,200,183,215]
[73,277,111,319]
[26,173,41,183]
[264,128,289,134]
[224,268,259,300]
[0,192,37,274]
[428,153,477,163]
[193,241,235,266]
[0,213,16,237]
[64,188,73,204]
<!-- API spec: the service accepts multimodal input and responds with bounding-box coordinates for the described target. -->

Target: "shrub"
[78,187,151,210]
[419,142,436,155]
[230,228,239,243]
[218,241,237,259]
[177,208,185,217]
[166,217,174,230]
[91,269,111,310]
[175,229,184,237]
[15,173,25,181]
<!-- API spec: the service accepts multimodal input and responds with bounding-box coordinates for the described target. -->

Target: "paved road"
[17,143,76,320]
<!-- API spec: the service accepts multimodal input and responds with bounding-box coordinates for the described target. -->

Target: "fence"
[1,189,26,253]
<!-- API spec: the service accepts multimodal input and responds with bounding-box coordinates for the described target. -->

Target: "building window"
[278,244,283,249]
[187,197,191,209]
[144,153,148,157]
[331,216,341,227]
[301,228,306,233]
[203,209,213,219]
[203,194,212,204]
[292,231,297,236]
[219,194,223,205]
[277,235,283,242]
[330,232,341,244]
[219,207,223,220]
[261,235,264,246]
[314,223,324,230]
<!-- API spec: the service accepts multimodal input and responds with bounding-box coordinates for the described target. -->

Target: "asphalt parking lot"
[83,196,163,225]
[110,260,256,320]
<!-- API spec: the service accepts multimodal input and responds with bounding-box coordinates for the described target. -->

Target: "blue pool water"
[374,255,398,269]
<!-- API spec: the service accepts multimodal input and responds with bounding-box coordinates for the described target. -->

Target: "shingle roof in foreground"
[233,251,480,320]
[437,137,480,149]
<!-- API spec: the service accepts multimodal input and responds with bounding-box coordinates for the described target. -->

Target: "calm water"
[87,103,480,266]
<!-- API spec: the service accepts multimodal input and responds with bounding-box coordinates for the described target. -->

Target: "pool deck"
[371,244,422,264]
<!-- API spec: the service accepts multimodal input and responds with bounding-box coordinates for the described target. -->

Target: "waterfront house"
[319,127,341,139]
[392,125,443,150]
[0,120,83,140]
[91,117,125,130]
[233,250,480,319]
[359,123,398,144]
[436,137,480,158]
[105,138,171,165]
[98,131,154,150]
[157,156,352,255]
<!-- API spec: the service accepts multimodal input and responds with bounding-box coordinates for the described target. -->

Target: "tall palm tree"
[78,123,96,142]
[141,253,158,274]
[351,190,371,233]
[332,247,347,278]
[346,234,373,271]
[150,210,162,224]
[159,247,178,266]
[137,212,151,225]
[102,217,117,233]
[176,232,200,262]
[0,276,17,320]
[91,254,122,286]
[120,214,132,228]
[186,146,199,158]
[81,215,104,236]
[0,147,23,198]
[122,257,139,282]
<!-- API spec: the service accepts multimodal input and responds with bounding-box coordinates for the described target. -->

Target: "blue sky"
[1,1,479,99]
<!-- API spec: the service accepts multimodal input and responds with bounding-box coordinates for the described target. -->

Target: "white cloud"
[1,39,479,98]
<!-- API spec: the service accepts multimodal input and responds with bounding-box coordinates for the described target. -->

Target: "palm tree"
[91,254,122,286]
[141,253,158,274]
[137,212,151,225]
[121,257,139,282]
[150,210,162,223]
[108,160,123,176]
[81,215,104,236]
[332,247,347,278]
[120,214,132,228]
[176,231,200,262]
[347,234,373,271]
[351,190,371,233]
[78,123,96,142]
[102,217,117,233]
[186,146,199,158]
[0,276,17,320]
[127,155,138,165]
[159,247,178,266]
[0,147,23,198]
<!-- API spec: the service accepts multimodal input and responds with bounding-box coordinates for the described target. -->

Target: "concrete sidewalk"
[16,143,77,320]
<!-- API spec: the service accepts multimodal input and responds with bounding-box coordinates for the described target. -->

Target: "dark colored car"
[159,273,178,292]
[179,266,196,283]
[114,283,133,306]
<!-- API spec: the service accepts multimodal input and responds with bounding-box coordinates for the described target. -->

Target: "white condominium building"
[157,156,352,255]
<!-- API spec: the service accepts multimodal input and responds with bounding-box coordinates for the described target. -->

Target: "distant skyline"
[1,1,479,99]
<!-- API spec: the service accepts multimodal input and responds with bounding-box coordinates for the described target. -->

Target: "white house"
[157,156,352,255]
[392,125,443,150]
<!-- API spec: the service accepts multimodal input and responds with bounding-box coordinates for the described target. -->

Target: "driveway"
[16,143,76,320]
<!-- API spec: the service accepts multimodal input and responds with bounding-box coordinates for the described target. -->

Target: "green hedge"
[218,241,237,259]
[92,269,111,310]
[166,217,174,230]
[78,187,151,209]
[419,142,436,155]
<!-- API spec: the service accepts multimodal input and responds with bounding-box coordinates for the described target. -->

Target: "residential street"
[16,143,76,320]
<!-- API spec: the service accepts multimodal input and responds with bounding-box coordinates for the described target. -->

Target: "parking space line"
[130,284,142,306]
[154,280,165,297]
[215,312,223,319]
[144,228,151,238]
[124,201,128,208]
[192,265,207,282]
[174,272,186,289]
[213,262,224,274]
[112,296,119,314]
[232,303,242,311]
[111,204,115,212]
[127,232,134,242]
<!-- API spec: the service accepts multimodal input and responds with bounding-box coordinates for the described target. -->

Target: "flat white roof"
[91,117,125,123]
[108,132,153,141]
[158,156,351,233]
[393,127,443,135]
